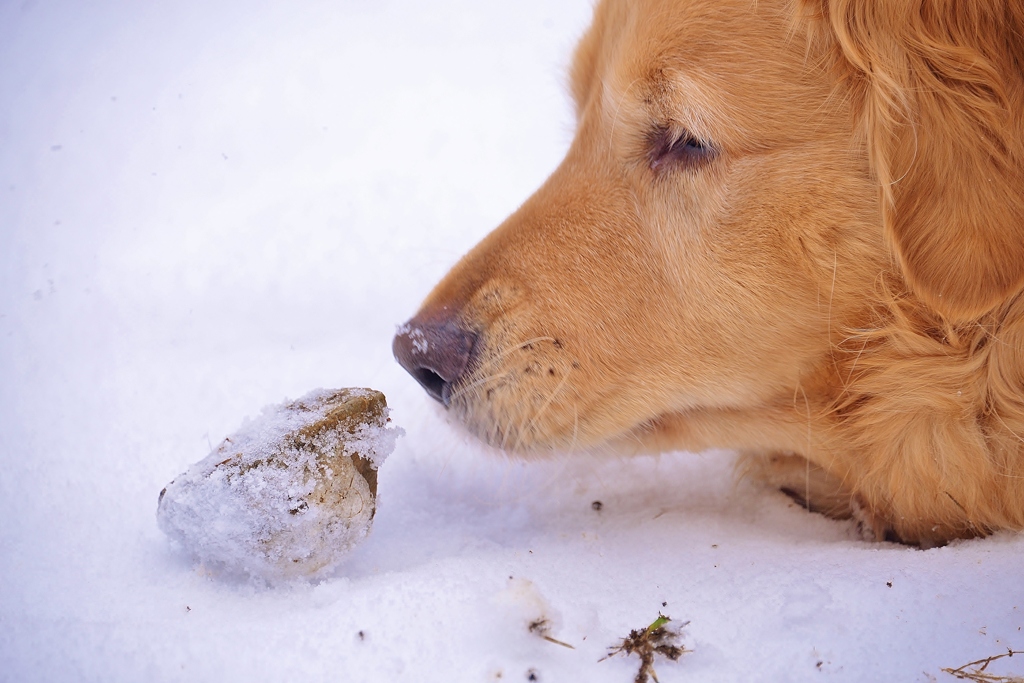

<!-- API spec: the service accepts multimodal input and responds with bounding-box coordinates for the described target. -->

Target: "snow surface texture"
[1,1,1022,682]
[157,388,401,581]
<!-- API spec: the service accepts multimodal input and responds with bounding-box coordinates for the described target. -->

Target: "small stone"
[157,388,402,580]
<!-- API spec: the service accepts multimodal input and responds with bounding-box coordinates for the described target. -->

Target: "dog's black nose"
[393,315,477,406]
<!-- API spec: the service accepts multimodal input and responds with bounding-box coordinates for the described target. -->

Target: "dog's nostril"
[411,367,448,404]
[393,316,477,407]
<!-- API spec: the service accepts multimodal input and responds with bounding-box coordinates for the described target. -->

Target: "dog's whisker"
[449,371,510,402]
[515,371,574,453]
[606,75,643,154]
[569,401,581,453]
[500,407,521,453]
[491,336,559,362]
[510,384,548,454]
[464,337,558,386]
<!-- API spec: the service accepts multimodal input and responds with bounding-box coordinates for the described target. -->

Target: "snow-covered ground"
[2,1,1022,681]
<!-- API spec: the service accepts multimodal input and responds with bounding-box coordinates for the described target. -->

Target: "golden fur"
[406,0,1024,546]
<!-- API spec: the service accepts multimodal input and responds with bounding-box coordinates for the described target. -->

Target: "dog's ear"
[800,0,1024,321]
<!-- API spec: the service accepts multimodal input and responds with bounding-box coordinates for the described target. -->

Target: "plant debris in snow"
[942,649,1024,682]
[600,613,690,683]
[529,618,575,649]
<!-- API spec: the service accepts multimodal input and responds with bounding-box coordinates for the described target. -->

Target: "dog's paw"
[850,497,892,542]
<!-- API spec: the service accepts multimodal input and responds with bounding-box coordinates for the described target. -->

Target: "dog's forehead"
[573,0,836,147]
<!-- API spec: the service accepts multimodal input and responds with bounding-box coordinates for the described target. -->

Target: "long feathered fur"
[798,0,1024,322]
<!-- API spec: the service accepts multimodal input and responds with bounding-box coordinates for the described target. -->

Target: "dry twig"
[528,618,575,649]
[942,649,1024,682]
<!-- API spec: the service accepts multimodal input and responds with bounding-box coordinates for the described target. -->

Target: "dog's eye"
[648,127,715,172]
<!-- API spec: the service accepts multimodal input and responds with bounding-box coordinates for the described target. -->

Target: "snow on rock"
[156,388,403,581]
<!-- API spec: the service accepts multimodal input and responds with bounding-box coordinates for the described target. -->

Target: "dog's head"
[394,0,1024,457]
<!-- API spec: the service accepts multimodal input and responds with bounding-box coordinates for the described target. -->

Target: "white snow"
[397,323,430,355]
[1,1,1022,682]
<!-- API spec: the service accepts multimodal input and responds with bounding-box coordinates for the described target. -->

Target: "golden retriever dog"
[394,0,1024,547]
